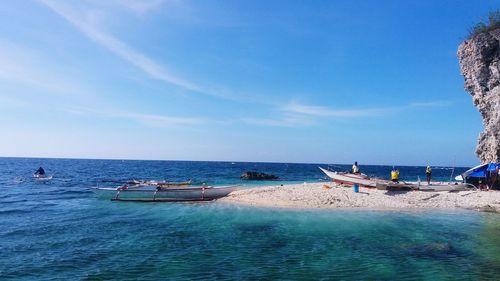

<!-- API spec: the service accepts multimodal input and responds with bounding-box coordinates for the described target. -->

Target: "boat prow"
[319,167,377,187]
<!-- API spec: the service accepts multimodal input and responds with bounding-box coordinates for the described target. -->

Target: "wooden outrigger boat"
[91,184,241,202]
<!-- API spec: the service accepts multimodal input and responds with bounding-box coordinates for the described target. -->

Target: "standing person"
[425,165,432,184]
[490,166,500,190]
[494,166,500,189]
[391,168,400,183]
[352,161,360,174]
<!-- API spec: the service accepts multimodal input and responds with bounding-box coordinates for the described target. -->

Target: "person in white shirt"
[352,162,360,174]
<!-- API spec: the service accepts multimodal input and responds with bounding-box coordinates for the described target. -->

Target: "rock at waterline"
[240,171,279,180]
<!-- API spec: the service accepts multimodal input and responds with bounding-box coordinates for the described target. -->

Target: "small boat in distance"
[33,166,52,181]
[91,184,241,202]
[33,174,53,181]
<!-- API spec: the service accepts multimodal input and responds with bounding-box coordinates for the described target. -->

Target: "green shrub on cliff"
[469,10,500,38]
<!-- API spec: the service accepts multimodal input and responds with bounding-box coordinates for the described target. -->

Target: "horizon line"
[0,155,475,168]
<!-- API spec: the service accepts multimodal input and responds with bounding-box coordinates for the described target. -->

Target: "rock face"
[458,29,500,163]
[240,171,279,180]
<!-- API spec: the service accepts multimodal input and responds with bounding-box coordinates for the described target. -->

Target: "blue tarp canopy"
[466,163,499,178]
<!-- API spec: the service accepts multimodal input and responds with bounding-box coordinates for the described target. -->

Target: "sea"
[1,157,499,280]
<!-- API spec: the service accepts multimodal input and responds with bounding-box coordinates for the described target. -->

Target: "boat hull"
[376,181,475,191]
[91,185,241,202]
[319,167,377,187]
[33,174,53,181]
[409,182,475,192]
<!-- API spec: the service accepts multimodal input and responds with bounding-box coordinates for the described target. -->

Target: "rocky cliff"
[457,29,500,163]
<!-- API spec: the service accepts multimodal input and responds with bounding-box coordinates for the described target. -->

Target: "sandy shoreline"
[219,182,500,213]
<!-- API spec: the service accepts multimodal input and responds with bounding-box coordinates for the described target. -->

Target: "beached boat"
[91,185,241,202]
[410,181,475,191]
[375,180,475,191]
[319,167,378,187]
[375,182,414,190]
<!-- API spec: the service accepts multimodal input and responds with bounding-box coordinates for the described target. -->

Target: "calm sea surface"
[1,158,499,280]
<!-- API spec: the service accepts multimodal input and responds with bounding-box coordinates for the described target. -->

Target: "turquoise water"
[1,158,499,280]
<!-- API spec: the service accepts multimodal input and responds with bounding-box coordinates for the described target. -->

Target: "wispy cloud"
[36,1,304,104]
[121,112,205,127]
[0,39,205,129]
[67,106,206,128]
[284,100,453,118]
[242,115,312,127]
[244,100,454,127]
[39,0,202,93]
[409,101,454,108]
[0,41,87,97]
[283,102,384,117]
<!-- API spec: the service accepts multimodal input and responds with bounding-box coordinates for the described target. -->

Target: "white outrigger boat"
[91,184,241,202]
[319,167,380,187]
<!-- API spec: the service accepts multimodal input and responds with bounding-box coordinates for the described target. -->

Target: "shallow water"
[1,158,498,280]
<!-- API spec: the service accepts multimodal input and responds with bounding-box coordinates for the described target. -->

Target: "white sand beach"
[220,183,500,213]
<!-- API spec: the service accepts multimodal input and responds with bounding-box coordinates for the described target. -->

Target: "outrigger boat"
[409,181,475,191]
[319,167,379,187]
[375,180,475,191]
[91,184,241,202]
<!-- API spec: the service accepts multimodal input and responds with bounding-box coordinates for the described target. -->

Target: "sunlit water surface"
[1,158,499,280]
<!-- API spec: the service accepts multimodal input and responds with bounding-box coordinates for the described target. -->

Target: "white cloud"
[39,0,202,93]
[409,101,454,107]
[0,41,87,97]
[0,40,205,129]
[242,115,312,127]
[283,102,384,117]
[67,106,206,128]
[283,100,454,118]
[243,100,454,127]
[123,112,205,127]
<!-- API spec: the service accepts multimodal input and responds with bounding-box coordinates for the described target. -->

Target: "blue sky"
[0,0,498,166]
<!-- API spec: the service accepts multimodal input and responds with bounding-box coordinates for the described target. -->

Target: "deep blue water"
[1,158,499,280]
